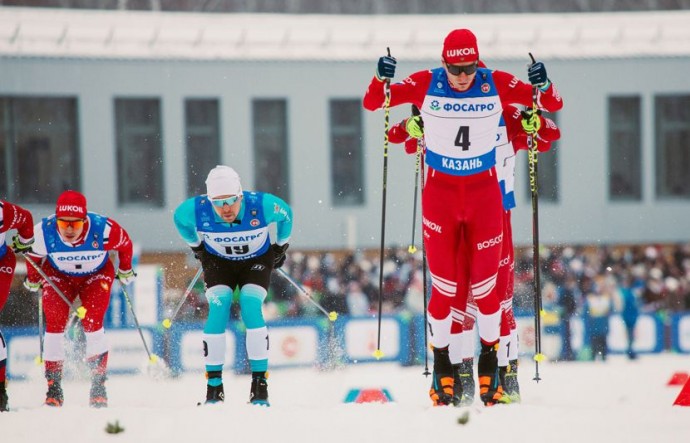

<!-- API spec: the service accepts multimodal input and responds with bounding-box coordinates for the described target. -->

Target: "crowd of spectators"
[174,242,690,325]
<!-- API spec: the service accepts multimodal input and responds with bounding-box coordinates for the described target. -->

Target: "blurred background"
[1,1,689,374]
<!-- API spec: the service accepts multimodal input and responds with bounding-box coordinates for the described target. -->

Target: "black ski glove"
[272,243,289,269]
[191,244,206,261]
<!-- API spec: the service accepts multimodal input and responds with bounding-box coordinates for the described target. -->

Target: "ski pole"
[35,294,44,365]
[120,283,160,364]
[408,104,422,254]
[275,268,337,322]
[23,255,86,319]
[161,267,203,329]
[375,47,392,360]
[419,147,430,377]
[527,52,545,381]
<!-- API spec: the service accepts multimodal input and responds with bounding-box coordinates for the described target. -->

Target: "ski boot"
[89,374,108,408]
[249,372,269,406]
[88,352,108,408]
[452,358,475,407]
[502,359,521,403]
[45,371,64,407]
[429,347,454,406]
[0,382,8,412]
[478,342,503,406]
[204,370,225,405]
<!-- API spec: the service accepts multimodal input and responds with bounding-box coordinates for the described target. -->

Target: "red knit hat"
[56,190,87,218]
[443,29,479,64]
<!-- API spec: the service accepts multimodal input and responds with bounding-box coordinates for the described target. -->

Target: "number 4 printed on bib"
[455,126,471,151]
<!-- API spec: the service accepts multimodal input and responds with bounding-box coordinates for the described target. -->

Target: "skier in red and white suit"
[0,200,34,412]
[24,190,136,408]
[389,104,561,405]
[445,106,562,404]
[364,29,563,406]
[493,106,561,403]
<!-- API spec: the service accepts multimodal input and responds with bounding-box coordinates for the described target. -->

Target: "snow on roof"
[1,6,689,62]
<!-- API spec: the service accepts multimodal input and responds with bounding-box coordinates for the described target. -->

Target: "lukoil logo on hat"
[443,29,479,64]
[56,190,87,218]
[206,165,242,199]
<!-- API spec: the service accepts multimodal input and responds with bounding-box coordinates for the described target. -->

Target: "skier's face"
[444,60,477,92]
[210,194,243,223]
[56,217,85,243]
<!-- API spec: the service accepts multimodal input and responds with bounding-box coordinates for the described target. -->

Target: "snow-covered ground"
[3,354,689,443]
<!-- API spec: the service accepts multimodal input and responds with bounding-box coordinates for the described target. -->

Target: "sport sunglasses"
[210,195,240,207]
[445,61,478,76]
[56,218,85,229]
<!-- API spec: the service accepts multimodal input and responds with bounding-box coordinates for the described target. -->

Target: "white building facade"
[1,7,689,252]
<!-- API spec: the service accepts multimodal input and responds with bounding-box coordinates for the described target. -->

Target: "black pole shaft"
[409,155,420,251]
[420,150,430,376]
[528,52,543,382]
[375,47,392,356]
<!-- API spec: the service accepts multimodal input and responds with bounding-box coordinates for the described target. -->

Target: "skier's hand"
[23,277,41,292]
[405,115,424,139]
[116,268,137,286]
[272,243,289,269]
[527,61,550,90]
[11,234,34,254]
[520,109,542,134]
[191,244,206,261]
[376,55,397,81]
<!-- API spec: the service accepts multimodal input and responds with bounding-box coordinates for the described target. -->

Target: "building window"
[330,99,364,206]
[525,112,559,202]
[655,95,690,198]
[0,96,80,203]
[185,99,221,197]
[114,98,164,206]
[608,96,642,200]
[252,99,290,201]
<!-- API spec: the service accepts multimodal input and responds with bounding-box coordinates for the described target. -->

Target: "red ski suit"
[367,72,563,346]
[390,106,561,336]
[26,216,134,334]
[0,201,34,312]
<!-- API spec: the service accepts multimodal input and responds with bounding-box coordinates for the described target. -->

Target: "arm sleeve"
[511,131,554,153]
[504,105,559,153]
[104,219,134,271]
[404,138,420,155]
[2,201,34,241]
[362,71,432,111]
[25,222,46,283]
[388,119,410,144]
[173,198,202,247]
[493,70,564,112]
[538,117,561,143]
[388,119,422,155]
[262,194,293,245]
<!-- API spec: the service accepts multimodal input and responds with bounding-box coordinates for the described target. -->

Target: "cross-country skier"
[0,200,34,412]
[23,190,135,408]
[173,165,293,406]
[364,29,563,405]
[389,105,561,405]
